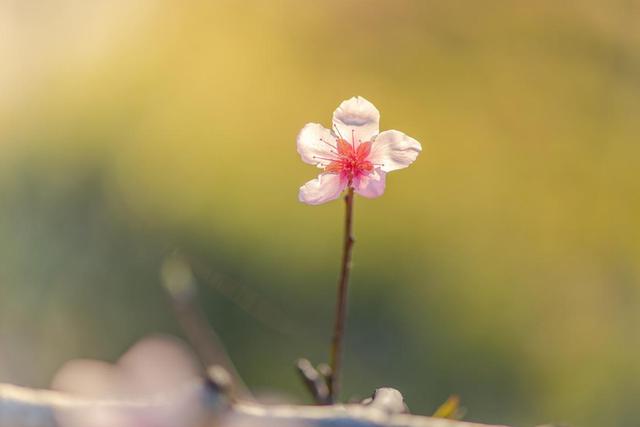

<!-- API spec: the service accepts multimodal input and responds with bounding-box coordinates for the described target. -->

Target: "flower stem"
[328,187,355,403]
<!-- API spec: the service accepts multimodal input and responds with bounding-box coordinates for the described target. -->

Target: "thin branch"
[295,358,330,405]
[161,254,252,400]
[329,187,355,402]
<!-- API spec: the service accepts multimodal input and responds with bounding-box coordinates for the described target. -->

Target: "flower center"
[324,138,373,182]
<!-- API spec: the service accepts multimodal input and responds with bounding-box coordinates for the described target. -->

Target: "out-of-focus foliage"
[433,395,464,420]
[1,1,639,426]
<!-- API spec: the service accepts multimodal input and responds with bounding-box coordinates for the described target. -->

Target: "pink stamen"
[322,136,375,184]
[319,138,337,151]
[313,155,339,162]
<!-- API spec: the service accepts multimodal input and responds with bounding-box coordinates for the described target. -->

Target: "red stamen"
[313,155,339,162]
[325,161,343,173]
[323,137,375,182]
[319,138,337,151]
[356,141,371,160]
[333,124,346,141]
[336,138,353,156]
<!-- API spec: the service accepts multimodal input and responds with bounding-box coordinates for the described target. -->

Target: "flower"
[297,96,422,205]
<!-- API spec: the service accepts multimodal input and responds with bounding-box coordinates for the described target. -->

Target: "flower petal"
[354,169,386,199]
[297,123,339,168]
[299,173,347,205]
[369,130,422,172]
[332,96,380,144]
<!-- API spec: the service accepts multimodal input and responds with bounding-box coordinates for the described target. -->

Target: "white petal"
[297,123,339,168]
[354,169,386,199]
[299,173,347,205]
[332,96,380,144]
[369,130,422,172]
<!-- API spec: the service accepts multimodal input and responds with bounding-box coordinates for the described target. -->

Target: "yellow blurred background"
[1,1,639,426]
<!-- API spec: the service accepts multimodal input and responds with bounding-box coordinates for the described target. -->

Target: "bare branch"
[295,358,330,405]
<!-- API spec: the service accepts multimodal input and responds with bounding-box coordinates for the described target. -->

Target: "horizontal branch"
[0,381,509,427]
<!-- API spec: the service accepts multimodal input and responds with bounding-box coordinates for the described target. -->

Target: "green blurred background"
[1,1,639,426]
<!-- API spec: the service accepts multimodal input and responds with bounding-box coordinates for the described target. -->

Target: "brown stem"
[328,187,355,402]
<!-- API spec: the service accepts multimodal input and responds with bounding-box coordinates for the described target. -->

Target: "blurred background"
[1,1,639,426]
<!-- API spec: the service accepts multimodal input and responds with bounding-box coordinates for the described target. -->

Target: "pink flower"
[297,96,422,205]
